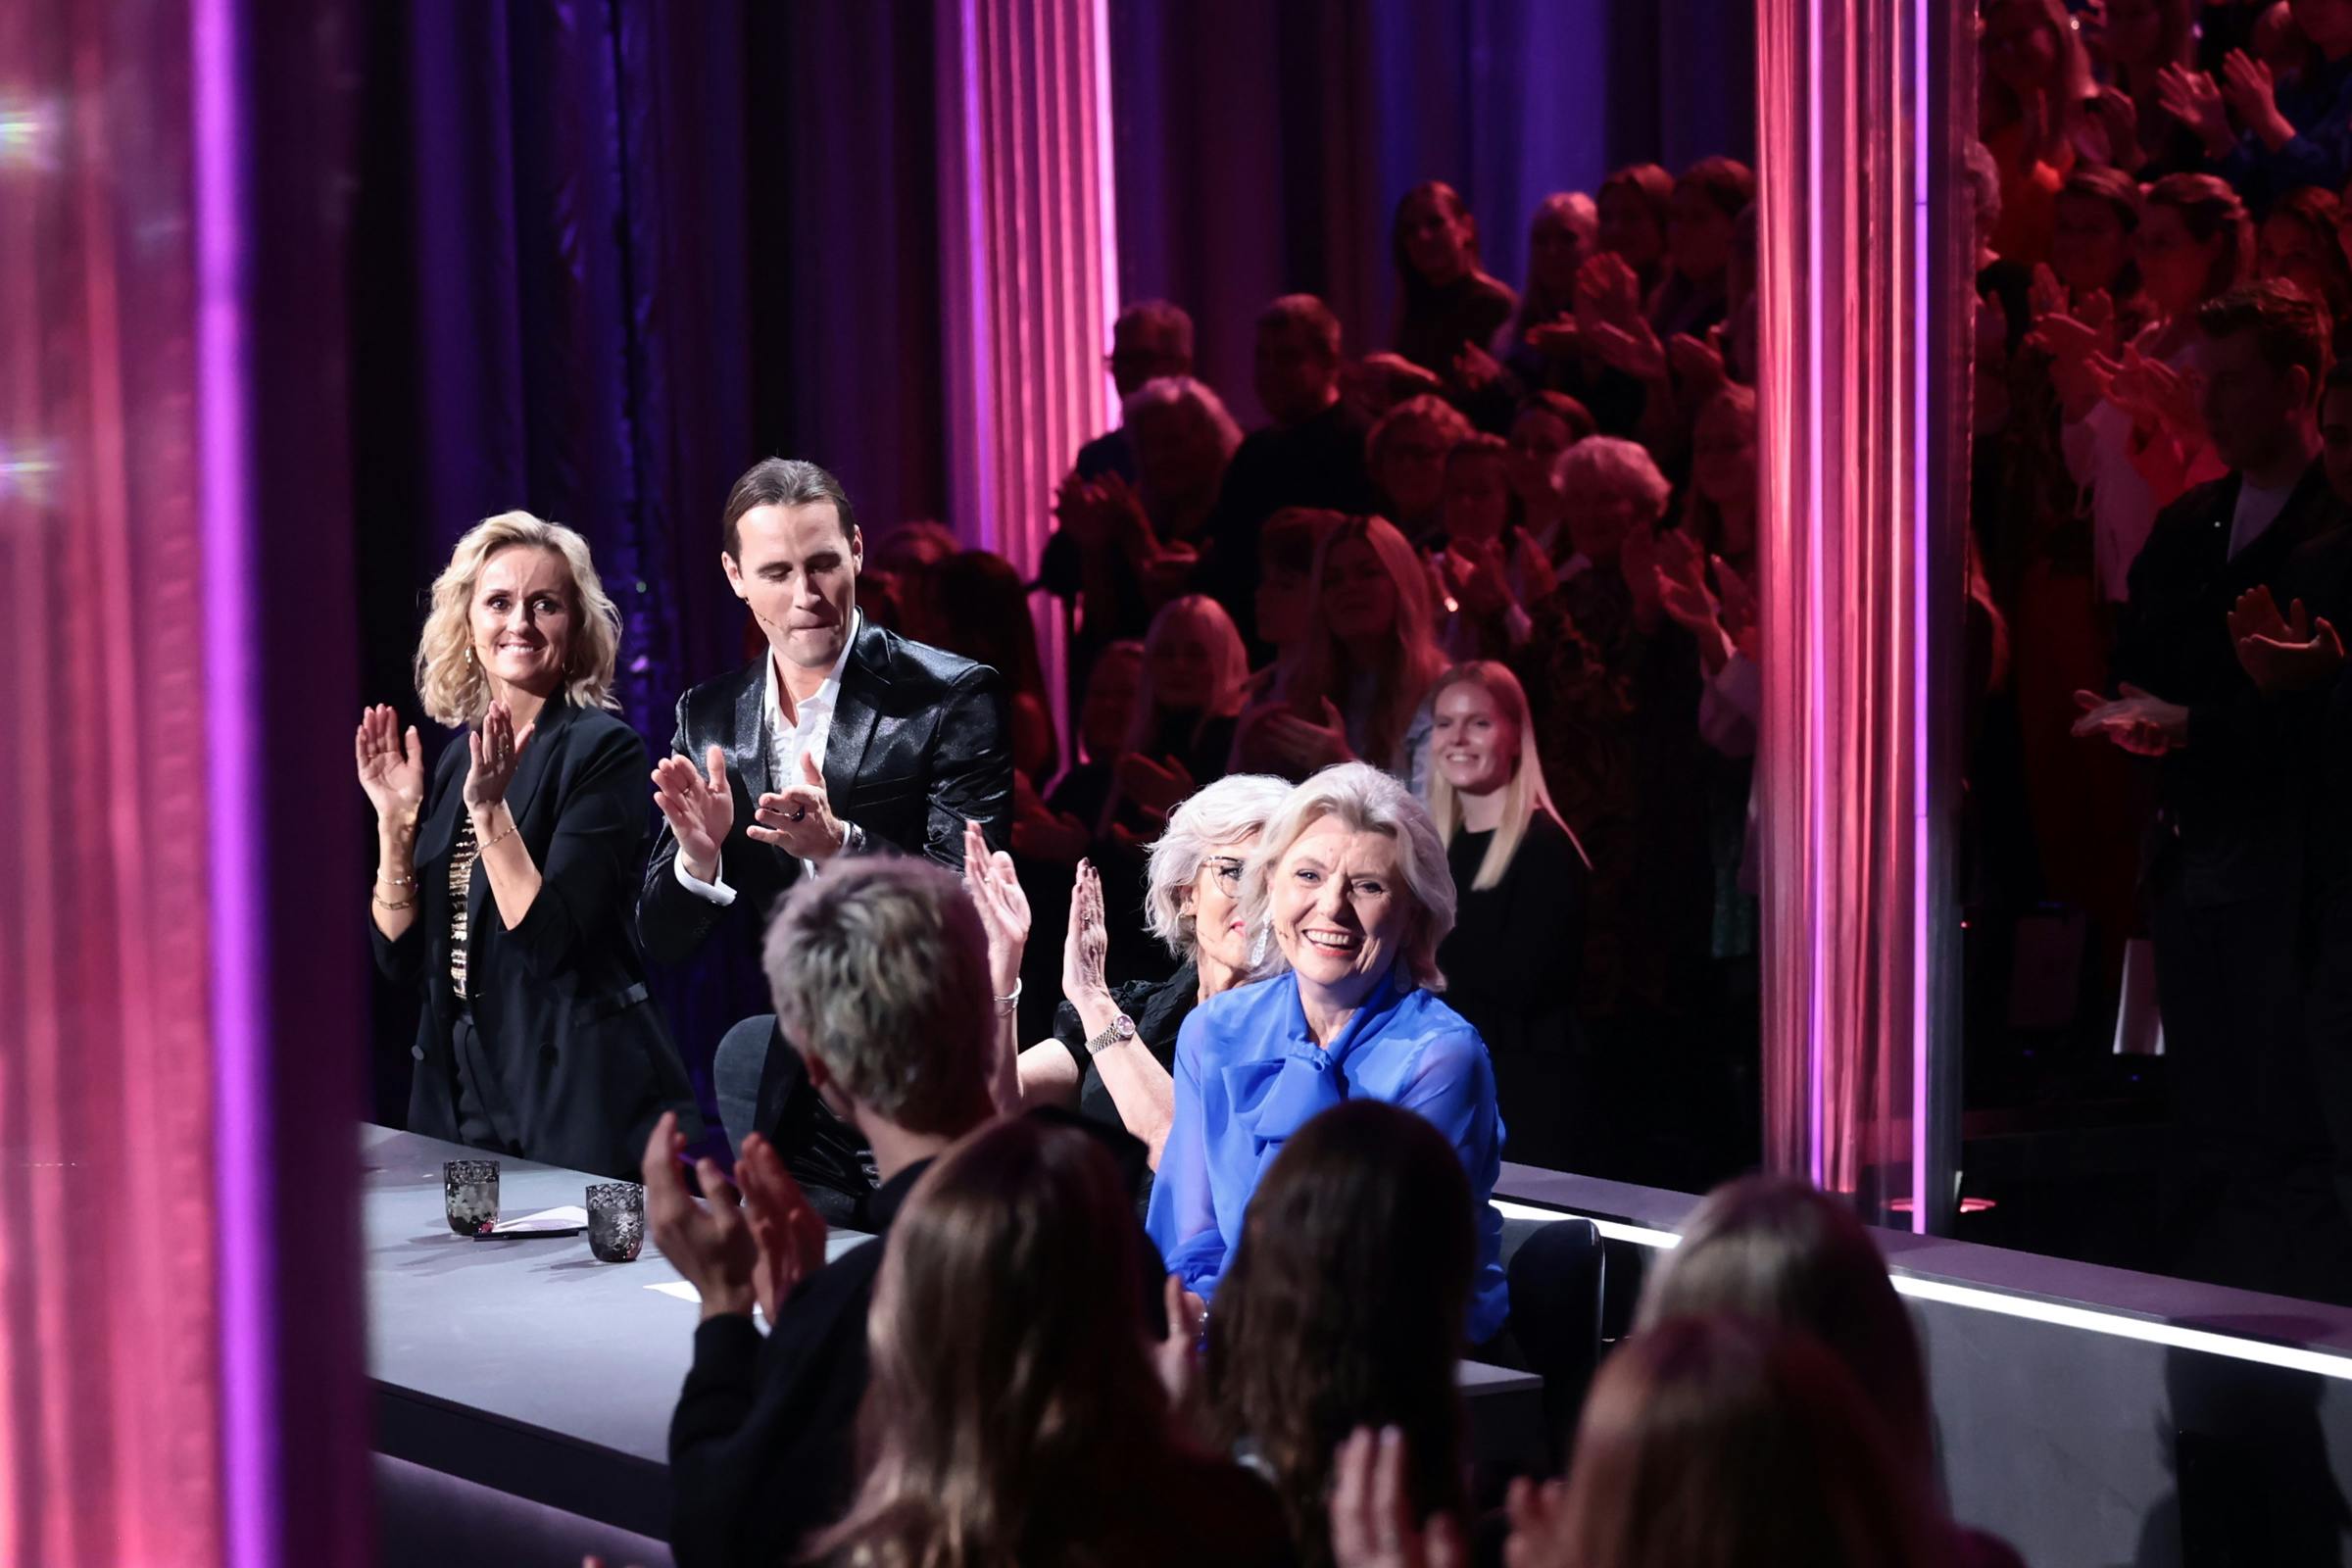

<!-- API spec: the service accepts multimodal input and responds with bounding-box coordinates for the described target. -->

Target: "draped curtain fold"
[1755,0,1970,1224]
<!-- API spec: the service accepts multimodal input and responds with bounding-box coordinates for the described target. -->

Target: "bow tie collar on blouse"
[1227,966,1412,1148]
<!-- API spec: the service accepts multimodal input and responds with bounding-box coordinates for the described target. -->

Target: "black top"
[1050,959,1200,1209]
[1397,270,1518,374]
[1437,812,1590,1061]
[636,621,1013,968]
[668,1156,929,1568]
[371,698,701,1178]
[1438,811,1589,1170]
[2115,462,2349,907]
[1197,399,1380,648]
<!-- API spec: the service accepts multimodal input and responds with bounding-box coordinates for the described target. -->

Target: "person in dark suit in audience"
[646,858,1002,1568]
[359,512,699,1178]
[2074,279,2352,1296]
[1424,661,1592,1170]
[1199,295,1381,650]
[637,458,1011,1222]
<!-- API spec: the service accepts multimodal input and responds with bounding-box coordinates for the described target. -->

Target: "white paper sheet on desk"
[647,1280,765,1324]
[486,1204,587,1235]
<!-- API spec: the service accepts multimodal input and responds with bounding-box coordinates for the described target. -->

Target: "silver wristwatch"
[1084,1013,1137,1056]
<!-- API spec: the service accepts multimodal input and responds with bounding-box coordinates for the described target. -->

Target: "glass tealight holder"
[444,1158,500,1236]
[587,1181,645,1263]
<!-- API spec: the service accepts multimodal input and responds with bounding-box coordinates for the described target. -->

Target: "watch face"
[1114,1015,1137,1040]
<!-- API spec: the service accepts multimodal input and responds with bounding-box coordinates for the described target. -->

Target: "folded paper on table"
[482,1205,588,1236]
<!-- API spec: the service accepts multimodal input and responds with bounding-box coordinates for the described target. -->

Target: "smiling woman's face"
[1269,814,1416,1006]
[469,546,574,700]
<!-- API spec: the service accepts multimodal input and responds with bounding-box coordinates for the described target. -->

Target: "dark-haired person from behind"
[637,458,1010,1222]
[806,1114,1290,1568]
[1636,1174,2027,1568]
[1425,662,1591,1170]
[2075,279,2352,1298]
[1201,1100,1475,1568]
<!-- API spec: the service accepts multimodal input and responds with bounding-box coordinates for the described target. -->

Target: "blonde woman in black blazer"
[360,511,698,1177]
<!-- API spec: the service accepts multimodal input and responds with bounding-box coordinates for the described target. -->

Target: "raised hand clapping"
[463,699,535,810]
[355,704,426,827]
[652,744,735,882]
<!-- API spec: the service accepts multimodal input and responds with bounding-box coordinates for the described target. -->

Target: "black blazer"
[372,698,700,1178]
[2116,462,2349,907]
[637,621,1012,965]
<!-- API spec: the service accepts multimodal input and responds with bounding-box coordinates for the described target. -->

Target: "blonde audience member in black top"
[1424,661,1592,1169]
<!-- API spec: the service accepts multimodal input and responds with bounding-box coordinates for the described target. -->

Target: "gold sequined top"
[449,810,478,1000]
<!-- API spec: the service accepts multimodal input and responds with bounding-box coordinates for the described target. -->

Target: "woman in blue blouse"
[1147,761,1509,1344]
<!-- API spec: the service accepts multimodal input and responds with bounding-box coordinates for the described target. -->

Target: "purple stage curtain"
[1754,0,1972,1226]
[1108,0,1757,421]
[2,0,368,1562]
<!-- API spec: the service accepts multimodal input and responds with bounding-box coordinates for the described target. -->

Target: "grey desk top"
[365,1124,1540,1532]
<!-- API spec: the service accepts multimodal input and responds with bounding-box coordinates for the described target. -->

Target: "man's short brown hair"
[2196,278,2333,398]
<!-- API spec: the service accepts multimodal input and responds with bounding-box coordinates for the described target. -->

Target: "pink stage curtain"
[934,0,1122,739]
[0,5,222,1563]
[2,3,369,1563]
[1754,0,1974,1223]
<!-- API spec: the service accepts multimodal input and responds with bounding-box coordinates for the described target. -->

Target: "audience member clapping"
[1393,179,1520,377]
[1434,433,1552,660]
[1241,514,1450,784]
[1014,774,1293,1179]
[1108,595,1253,828]
[655,857,999,1568]
[803,1114,1291,1568]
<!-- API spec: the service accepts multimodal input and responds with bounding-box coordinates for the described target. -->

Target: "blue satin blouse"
[1144,965,1509,1343]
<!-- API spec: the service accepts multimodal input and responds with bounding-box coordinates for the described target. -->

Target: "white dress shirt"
[675,612,862,905]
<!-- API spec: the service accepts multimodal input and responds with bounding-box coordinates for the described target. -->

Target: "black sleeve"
[503,721,651,980]
[667,1250,880,1568]
[637,692,732,967]
[919,663,1013,864]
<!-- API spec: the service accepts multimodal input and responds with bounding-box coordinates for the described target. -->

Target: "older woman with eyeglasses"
[1011,775,1296,1187]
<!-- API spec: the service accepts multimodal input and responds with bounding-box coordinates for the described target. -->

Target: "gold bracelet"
[477,815,520,853]
[371,891,415,911]
[377,871,416,889]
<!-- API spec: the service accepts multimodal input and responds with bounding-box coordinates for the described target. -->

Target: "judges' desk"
[364,1125,1544,1564]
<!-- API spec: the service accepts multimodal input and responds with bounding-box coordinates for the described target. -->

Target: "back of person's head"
[1560,1315,1941,1568]
[812,1115,1171,1568]
[870,518,959,577]
[1208,1100,1473,1566]
[2196,276,2333,398]
[1635,1175,1934,1481]
[761,858,993,1137]
[923,549,1047,700]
